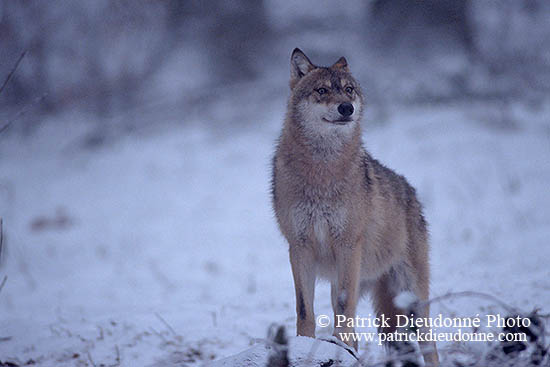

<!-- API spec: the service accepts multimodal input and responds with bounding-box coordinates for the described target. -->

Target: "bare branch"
[112,345,121,367]
[0,276,7,295]
[0,218,3,262]
[0,218,4,296]
[0,93,47,135]
[87,350,97,367]
[418,290,518,314]
[0,51,26,96]
[154,312,177,336]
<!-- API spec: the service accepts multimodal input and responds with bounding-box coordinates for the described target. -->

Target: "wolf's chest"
[289,198,347,249]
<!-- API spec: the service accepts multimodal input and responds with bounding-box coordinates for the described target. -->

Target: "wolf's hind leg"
[373,266,440,367]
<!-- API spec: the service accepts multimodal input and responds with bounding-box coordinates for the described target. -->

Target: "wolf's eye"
[316,88,327,95]
[345,86,354,94]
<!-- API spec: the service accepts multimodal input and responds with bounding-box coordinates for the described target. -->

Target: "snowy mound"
[208,336,358,367]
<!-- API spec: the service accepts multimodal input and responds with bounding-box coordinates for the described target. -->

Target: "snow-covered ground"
[0,99,549,366]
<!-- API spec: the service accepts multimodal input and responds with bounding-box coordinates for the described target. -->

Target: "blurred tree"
[0,1,174,118]
[368,0,473,55]
[168,0,272,84]
[0,0,272,122]
[366,0,550,103]
[206,0,271,83]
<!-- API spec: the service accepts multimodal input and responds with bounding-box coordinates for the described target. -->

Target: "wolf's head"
[287,48,364,143]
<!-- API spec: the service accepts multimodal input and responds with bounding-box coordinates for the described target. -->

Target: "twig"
[0,218,3,262]
[0,276,7,295]
[155,312,177,336]
[87,350,97,367]
[149,326,168,343]
[0,51,26,96]
[0,93,47,135]
[419,290,518,314]
[112,345,121,367]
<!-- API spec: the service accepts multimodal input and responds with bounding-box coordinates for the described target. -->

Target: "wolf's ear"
[290,48,315,88]
[332,56,349,72]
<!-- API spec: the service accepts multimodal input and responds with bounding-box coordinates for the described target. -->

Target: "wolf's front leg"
[289,244,316,338]
[332,243,362,350]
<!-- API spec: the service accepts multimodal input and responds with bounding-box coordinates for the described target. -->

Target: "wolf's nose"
[338,102,354,117]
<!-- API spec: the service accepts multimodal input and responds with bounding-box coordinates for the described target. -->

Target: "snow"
[393,292,418,310]
[0,99,549,366]
[207,336,357,367]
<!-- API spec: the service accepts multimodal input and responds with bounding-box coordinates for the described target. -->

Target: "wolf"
[271,48,439,366]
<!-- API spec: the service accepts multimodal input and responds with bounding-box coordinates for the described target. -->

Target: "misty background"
[2,1,550,136]
[1,1,550,366]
